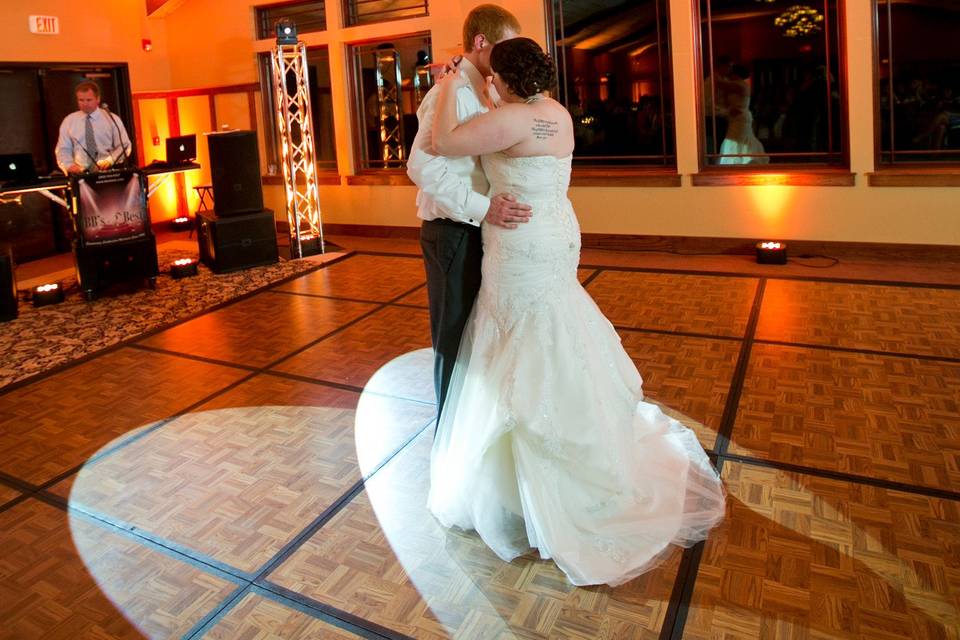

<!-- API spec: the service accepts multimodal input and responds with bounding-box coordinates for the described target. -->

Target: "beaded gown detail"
[427,151,726,586]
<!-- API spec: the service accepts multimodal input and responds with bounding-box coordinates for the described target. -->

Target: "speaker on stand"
[207,130,264,217]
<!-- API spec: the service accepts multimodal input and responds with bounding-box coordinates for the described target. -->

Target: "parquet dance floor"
[1,239,958,639]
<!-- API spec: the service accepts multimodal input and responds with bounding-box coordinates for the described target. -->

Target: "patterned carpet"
[0,249,326,390]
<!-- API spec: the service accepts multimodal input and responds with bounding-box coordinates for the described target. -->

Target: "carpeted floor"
[0,249,331,390]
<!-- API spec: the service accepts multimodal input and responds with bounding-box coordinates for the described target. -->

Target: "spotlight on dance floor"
[756,241,787,265]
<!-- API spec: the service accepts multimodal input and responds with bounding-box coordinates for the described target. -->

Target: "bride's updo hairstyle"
[490,37,556,99]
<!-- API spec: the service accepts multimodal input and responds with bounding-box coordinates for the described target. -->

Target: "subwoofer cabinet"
[198,209,278,274]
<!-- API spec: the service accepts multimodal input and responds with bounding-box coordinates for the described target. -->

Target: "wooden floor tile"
[731,344,960,491]
[586,271,758,337]
[621,332,742,450]
[64,375,432,574]
[0,347,247,485]
[0,483,20,504]
[0,499,237,640]
[394,284,429,308]
[683,462,960,640]
[394,269,593,310]
[201,592,364,639]
[139,292,376,368]
[267,433,682,640]
[274,307,434,403]
[274,254,425,302]
[758,280,960,358]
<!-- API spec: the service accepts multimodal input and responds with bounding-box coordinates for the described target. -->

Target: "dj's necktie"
[84,114,97,163]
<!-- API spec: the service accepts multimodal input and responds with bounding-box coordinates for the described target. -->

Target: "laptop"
[165,135,197,165]
[0,153,39,187]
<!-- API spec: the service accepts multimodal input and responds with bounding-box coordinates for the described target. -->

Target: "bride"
[427,37,726,587]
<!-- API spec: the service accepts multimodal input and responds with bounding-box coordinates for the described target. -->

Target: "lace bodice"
[482,152,573,203]
[476,152,580,329]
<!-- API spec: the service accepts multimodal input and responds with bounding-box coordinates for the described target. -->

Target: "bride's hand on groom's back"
[486,193,532,229]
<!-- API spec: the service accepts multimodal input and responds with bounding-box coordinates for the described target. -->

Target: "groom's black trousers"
[420,218,483,422]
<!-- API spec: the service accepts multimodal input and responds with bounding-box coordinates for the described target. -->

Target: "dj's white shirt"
[55,108,131,172]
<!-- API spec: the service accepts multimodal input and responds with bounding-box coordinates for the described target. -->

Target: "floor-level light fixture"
[756,241,788,265]
[33,283,65,307]
[170,258,198,279]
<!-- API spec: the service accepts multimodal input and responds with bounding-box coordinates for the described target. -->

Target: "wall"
[0,1,171,90]
[4,0,957,247]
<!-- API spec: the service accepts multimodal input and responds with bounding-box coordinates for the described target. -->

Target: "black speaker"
[198,208,278,274]
[0,245,17,322]
[208,130,263,216]
[74,238,159,300]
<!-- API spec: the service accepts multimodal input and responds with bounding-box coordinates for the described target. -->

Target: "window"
[349,35,432,171]
[698,0,845,167]
[343,0,428,27]
[877,0,960,165]
[548,0,676,167]
[255,1,327,40]
[258,47,337,174]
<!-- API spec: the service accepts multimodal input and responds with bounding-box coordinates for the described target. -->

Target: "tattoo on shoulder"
[532,118,559,140]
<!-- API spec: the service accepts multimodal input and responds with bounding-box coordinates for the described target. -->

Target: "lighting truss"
[271,40,324,257]
[374,48,404,166]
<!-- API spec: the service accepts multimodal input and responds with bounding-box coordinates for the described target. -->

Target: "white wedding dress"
[427,151,726,586]
[718,79,769,165]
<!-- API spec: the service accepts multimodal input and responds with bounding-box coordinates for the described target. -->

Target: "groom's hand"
[485,194,532,229]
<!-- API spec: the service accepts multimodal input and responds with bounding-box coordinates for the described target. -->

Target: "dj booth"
[71,168,157,299]
[0,161,199,299]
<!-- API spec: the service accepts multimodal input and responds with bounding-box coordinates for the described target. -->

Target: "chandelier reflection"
[774,5,824,37]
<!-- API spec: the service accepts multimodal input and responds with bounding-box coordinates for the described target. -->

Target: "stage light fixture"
[756,241,788,265]
[170,258,199,279]
[33,283,65,307]
[170,216,192,232]
[275,19,298,45]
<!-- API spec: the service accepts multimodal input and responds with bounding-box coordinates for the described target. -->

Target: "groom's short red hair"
[463,4,521,52]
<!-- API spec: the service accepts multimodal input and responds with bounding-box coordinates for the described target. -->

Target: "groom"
[407,4,532,420]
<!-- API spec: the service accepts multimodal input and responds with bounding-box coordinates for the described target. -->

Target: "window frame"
[872,0,960,170]
[256,45,339,184]
[544,0,679,174]
[693,0,851,176]
[346,31,432,175]
[342,0,429,28]
[254,0,328,41]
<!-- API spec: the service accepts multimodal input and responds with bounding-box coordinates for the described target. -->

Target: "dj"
[55,81,131,175]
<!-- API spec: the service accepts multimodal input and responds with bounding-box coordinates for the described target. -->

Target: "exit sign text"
[28,15,59,35]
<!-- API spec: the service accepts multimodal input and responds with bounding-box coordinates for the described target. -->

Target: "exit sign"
[29,15,60,35]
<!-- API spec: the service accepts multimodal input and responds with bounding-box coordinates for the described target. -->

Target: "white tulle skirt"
[427,264,727,587]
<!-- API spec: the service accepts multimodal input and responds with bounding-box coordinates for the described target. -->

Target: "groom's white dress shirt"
[407,57,491,226]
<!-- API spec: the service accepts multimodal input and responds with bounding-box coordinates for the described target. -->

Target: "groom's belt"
[423,217,476,229]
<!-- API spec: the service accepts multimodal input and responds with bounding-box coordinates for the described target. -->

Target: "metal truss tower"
[271,41,324,257]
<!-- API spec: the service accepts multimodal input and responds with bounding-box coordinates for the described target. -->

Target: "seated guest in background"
[55,81,131,174]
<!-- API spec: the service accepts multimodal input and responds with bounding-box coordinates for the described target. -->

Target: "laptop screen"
[165,135,197,165]
[0,153,37,183]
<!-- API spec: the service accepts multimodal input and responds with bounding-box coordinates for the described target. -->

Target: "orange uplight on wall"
[142,38,152,52]
[756,241,787,264]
